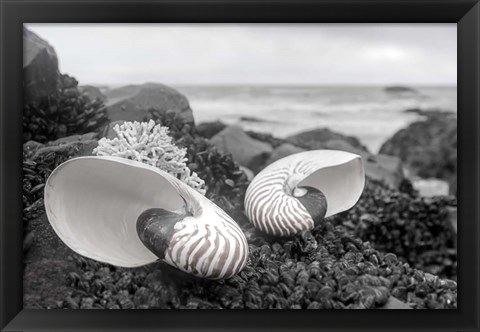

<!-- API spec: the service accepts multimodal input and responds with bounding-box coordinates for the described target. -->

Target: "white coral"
[93,120,206,195]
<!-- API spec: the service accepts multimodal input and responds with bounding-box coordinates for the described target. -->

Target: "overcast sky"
[26,24,456,86]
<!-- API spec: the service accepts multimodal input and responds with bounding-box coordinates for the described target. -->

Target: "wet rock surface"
[210,125,273,173]
[23,112,457,310]
[380,110,457,195]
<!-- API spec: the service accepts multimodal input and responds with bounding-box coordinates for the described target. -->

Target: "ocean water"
[175,85,457,153]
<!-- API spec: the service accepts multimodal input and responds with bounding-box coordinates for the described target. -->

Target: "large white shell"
[244,150,365,236]
[44,156,248,279]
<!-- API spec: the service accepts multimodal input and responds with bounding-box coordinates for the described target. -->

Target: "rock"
[379,296,412,309]
[447,207,457,235]
[24,73,109,144]
[384,86,418,94]
[104,83,194,124]
[287,128,369,153]
[246,131,288,149]
[412,178,450,197]
[32,139,98,160]
[48,132,98,145]
[288,137,405,190]
[266,143,305,165]
[23,258,77,309]
[23,28,59,103]
[325,140,406,189]
[24,215,74,264]
[196,121,227,139]
[322,139,370,160]
[79,85,107,102]
[364,154,405,189]
[210,126,273,173]
[379,111,456,195]
[23,231,35,254]
[448,175,457,196]
[259,131,405,189]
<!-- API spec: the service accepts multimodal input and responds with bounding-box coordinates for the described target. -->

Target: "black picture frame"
[1,0,479,331]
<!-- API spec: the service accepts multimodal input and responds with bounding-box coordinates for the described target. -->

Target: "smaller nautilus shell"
[44,156,248,279]
[245,150,365,237]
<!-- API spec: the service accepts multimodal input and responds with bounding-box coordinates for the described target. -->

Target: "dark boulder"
[365,154,405,189]
[23,28,59,103]
[210,126,273,173]
[287,127,369,153]
[196,121,227,139]
[266,143,306,165]
[79,85,107,102]
[384,86,418,94]
[104,83,194,124]
[379,111,456,195]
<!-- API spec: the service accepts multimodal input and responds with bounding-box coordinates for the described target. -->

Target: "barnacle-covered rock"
[24,107,457,310]
[23,74,109,143]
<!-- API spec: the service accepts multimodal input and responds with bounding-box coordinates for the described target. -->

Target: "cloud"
[25,23,456,86]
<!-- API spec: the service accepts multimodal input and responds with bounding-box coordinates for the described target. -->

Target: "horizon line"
[82,82,457,88]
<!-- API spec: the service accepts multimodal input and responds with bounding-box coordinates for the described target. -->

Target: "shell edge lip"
[43,156,169,268]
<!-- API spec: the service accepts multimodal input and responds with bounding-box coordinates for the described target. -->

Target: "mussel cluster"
[24,216,457,309]
[335,179,457,280]
[23,74,109,143]
[23,109,458,309]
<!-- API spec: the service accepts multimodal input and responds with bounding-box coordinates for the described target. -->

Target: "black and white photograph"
[22,23,457,310]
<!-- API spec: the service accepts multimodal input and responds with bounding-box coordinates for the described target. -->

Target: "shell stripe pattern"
[163,211,248,279]
[245,160,317,236]
[162,176,248,279]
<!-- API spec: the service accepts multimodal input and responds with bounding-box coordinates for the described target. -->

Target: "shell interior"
[261,149,365,219]
[298,156,364,218]
[44,156,186,267]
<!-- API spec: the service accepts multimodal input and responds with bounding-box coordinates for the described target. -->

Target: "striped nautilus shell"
[44,156,248,279]
[245,150,365,237]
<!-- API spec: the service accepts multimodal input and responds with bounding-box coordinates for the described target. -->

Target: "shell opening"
[45,157,187,267]
[298,156,364,218]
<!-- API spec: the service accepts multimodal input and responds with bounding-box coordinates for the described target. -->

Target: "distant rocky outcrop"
[379,110,457,195]
[384,86,418,94]
[79,85,107,102]
[23,28,60,103]
[210,126,273,173]
[287,128,370,153]
[104,83,194,124]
